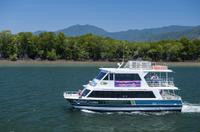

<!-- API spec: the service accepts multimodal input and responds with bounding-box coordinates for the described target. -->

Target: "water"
[0,65,200,132]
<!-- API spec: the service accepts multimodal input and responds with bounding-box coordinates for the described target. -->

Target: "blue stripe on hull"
[66,99,182,112]
[73,106,182,112]
[67,99,182,106]
[135,100,182,105]
[73,104,182,107]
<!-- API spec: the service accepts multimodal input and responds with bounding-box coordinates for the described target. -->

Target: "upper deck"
[100,61,172,73]
[124,61,168,70]
[85,61,177,90]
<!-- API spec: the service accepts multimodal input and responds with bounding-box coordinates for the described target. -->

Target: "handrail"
[146,78,174,87]
[123,61,168,70]
[64,91,79,98]
[64,91,78,94]
[152,65,168,70]
[161,92,181,100]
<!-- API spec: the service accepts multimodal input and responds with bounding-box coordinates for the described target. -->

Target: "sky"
[0,0,200,33]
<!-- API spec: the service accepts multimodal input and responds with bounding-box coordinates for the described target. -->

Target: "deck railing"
[123,61,168,70]
[124,61,152,70]
[146,78,174,87]
[64,91,78,94]
[64,91,79,97]
[161,92,181,100]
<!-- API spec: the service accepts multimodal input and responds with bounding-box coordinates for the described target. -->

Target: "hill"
[35,24,200,41]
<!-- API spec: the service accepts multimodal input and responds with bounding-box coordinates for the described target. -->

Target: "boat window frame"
[96,71,115,81]
[109,73,114,80]
[115,73,141,81]
[95,71,108,80]
[81,89,91,97]
[88,91,155,98]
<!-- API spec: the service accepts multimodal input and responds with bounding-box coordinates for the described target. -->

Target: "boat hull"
[66,99,182,112]
[73,105,182,112]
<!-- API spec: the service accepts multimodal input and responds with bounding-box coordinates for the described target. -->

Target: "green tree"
[0,30,199,62]
[188,39,200,60]
[0,30,14,58]
[180,37,190,61]
[47,49,58,60]
[17,32,34,58]
[38,32,57,59]
[163,42,183,61]
[55,32,68,59]
[26,35,39,59]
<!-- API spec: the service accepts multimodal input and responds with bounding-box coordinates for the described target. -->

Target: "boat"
[63,61,183,112]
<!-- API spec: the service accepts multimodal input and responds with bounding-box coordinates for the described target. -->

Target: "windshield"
[96,71,107,80]
[81,89,90,97]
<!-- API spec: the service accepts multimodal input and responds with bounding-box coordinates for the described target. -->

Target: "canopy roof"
[99,68,173,73]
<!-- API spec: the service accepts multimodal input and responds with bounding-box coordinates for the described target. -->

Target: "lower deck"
[66,99,182,112]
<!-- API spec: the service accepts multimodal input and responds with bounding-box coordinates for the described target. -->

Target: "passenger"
[150,75,156,80]
[78,90,82,97]
[150,74,159,86]
[160,90,163,95]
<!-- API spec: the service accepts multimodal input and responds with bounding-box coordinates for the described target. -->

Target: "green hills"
[36,24,200,41]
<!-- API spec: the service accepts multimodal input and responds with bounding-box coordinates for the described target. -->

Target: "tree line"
[0,30,200,61]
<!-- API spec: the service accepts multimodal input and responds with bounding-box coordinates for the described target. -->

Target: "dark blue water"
[0,65,200,132]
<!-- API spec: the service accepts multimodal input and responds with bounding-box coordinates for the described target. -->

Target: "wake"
[81,109,97,114]
[181,103,200,113]
[80,109,170,115]
[80,103,200,115]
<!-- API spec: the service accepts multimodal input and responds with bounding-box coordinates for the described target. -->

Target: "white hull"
[73,105,182,112]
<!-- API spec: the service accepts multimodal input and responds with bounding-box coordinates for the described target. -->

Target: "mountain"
[34,30,46,35]
[56,24,108,36]
[107,25,199,41]
[35,24,200,41]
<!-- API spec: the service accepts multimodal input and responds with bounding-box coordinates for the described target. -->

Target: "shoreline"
[0,60,116,67]
[0,60,200,67]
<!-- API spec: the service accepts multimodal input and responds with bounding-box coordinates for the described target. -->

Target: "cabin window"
[88,91,155,98]
[115,74,141,87]
[131,91,155,98]
[103,74,108,80]
[98,100,131,105]
[115,74,141,81]
[109,73,113,80]
[81,89,90,97]
[96,72,107,80]
[103,73,113,80]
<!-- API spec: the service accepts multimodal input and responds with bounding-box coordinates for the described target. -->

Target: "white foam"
[81,109,97,114]
[182,103,200,113]
[130,111,149,116]
[150,111,170,116]
[80,103,200,114]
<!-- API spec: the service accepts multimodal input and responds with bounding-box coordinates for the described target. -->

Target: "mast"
[117,43,125,68]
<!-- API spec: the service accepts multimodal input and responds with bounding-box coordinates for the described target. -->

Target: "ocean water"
[0,65,200,132]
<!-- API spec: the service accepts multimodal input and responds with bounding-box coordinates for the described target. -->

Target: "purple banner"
[115,80,141,87]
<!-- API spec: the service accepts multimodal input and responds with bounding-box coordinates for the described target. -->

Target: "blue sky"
[0,0,200,33]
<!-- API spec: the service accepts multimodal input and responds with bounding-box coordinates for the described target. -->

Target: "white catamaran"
[64,61,183,112]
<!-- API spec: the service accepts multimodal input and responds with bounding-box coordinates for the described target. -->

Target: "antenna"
[122,43,125,63]
[117,43,125,68]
